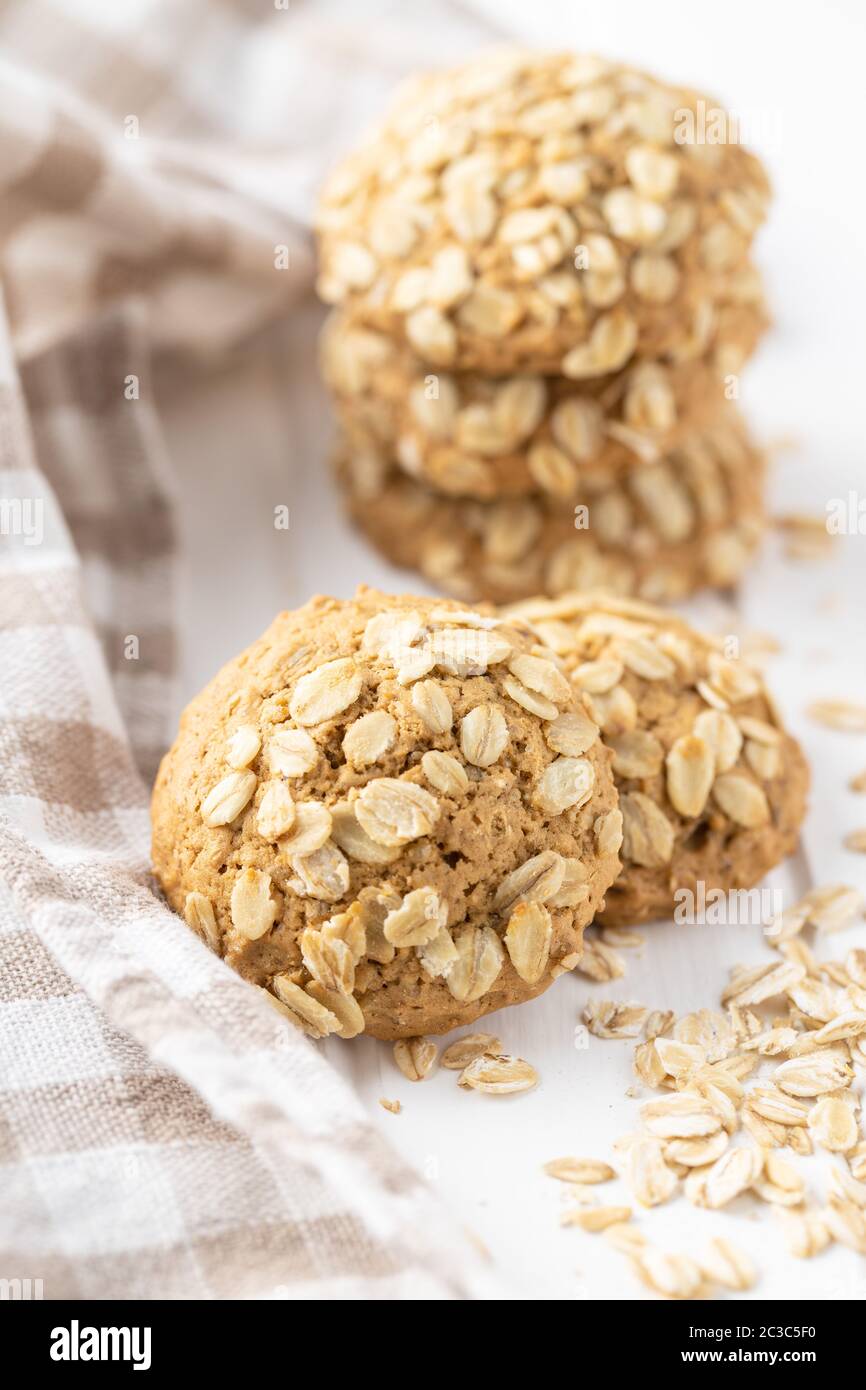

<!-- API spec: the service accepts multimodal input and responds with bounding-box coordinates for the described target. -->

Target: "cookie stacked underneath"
[502,593,809,926]
[316,50,771,603]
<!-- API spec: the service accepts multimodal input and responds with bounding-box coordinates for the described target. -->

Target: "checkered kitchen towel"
[0,0,507,1299]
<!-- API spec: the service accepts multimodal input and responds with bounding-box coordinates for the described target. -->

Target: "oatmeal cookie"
[502,593,809,926]
[151,589,622,1039]
[321,287,766,500]
[316,50,770,377]
[334,406,765,604]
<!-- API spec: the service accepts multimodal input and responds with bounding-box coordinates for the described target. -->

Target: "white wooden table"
[160,0,866,1298]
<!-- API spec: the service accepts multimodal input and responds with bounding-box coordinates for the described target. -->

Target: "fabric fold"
[0,0,512,1299]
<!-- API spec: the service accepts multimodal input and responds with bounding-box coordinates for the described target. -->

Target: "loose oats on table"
[543,1157,616,1184]
[544,895,866,1297]
[458,1053,540,1095]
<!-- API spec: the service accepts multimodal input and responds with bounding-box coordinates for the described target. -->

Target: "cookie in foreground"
[151,589,621,1039]
[502,593,809,927]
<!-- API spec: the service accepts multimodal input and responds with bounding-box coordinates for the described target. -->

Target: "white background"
[162,0,866,1300]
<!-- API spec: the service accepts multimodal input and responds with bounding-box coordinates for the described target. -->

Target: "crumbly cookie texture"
[500,593,809,926]
[335,406,765,605]
[151,589,622,1039]
[315,50,770,376]
[321,292,766,501]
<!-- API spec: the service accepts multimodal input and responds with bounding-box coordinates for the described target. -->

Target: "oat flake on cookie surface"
[501,592,809,926]
[151,588,621,1039]
[315,50,770,377]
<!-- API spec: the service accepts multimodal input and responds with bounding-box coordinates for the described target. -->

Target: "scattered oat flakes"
[654,1037,705,1078]
[801,883,865,933]
[775,1208,830,1258]
[644,1009,675,1040]
[600,927,645,950]
[698,1237,757,1291]
[773,1051,853,1097]
[827,1165,866,1210]
[441,1033,501,1069]
[822,1200,866,1254]
[393,1036,438,1082]
[741,1026,798,1056]
[808,1095,859,1153]
[849,1142,866,1182]
[458,1053,538,1095]
[807,699,866,733]
[722,959,805,1007]
[775,512,831,538]
[675,1008,735,1061]
[664,1130,729,1169]
[562,1205,632,1232]
[632,1248,703,1300]
[624,1135,678,1207]
[584,999,649,1040]
[641,1093,723,1140]
[634,1039,667,1089]
[544,1157,615,1185]
[690,1145,764,1209]
[574,934,626,982]
[603,1222,647,1254]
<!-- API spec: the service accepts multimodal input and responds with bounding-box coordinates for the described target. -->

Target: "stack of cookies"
[316,50,771,604]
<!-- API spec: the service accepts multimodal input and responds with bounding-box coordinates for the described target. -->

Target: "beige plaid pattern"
[0,0,506,1299]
